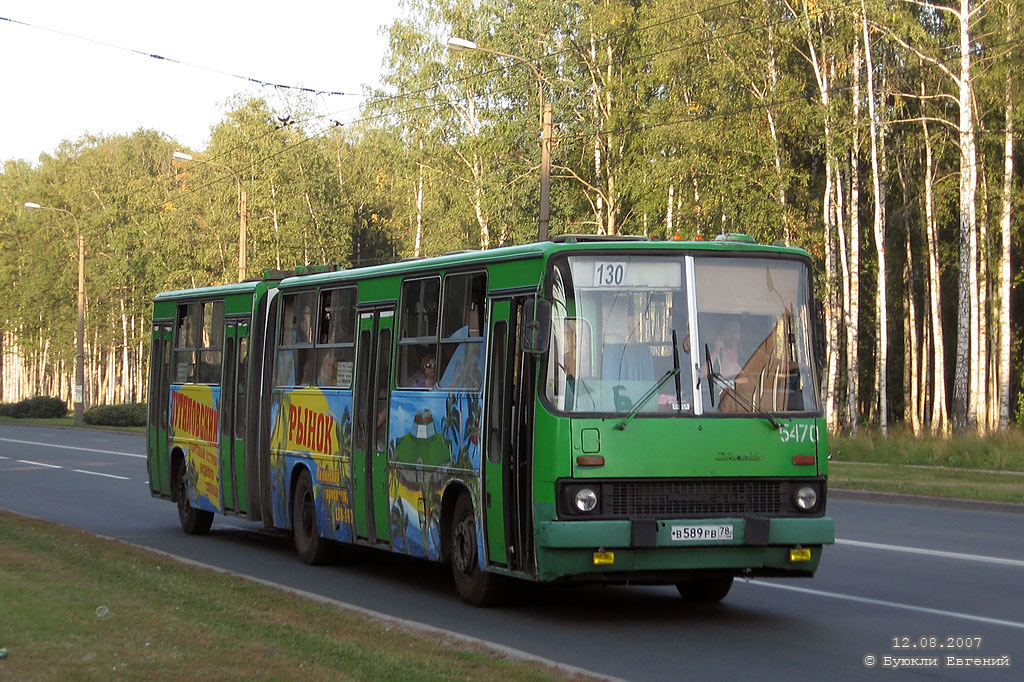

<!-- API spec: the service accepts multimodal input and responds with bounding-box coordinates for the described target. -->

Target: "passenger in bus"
[410,352,436,388]
[318,353,339,387]
[710,318,744,380]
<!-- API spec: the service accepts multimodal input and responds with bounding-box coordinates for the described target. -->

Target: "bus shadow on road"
[501,581,800,627]
[201,524,803,628]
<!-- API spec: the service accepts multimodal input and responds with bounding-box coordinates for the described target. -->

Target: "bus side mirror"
[521,300,551,355]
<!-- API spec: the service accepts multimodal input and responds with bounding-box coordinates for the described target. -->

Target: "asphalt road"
[2,422,1021,680]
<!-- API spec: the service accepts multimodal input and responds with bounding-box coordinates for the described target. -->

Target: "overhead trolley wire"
[0,15,363,98]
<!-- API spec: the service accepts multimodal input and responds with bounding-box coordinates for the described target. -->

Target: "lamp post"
[24,202,86,425]
[447,36,552,242]
[173,151,249,281]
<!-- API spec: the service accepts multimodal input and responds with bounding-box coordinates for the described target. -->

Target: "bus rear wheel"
[175,458,213,536]
[449,493,503,607]
[292,469,333,565]
[676,575,733,603]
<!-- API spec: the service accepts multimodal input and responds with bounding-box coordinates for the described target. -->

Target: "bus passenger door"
[484,297,534,574]
[352,308,394,544]
[148,323,173,497]
[219,320,250,514]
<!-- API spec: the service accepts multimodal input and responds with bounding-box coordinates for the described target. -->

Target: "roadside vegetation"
[829,430,1024,504]
[0,415,144,433]
[0,511,584,681]
[0,398,146,431]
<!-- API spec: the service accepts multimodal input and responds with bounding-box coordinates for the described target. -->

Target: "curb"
[830,488,1024,515]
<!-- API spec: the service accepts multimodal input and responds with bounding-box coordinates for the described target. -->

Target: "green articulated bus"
[147,234,834,606]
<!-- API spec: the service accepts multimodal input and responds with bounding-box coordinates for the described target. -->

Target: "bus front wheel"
[292,470,332,565]
[449,493,503,607]
[676,575,733,602]
[175,458,213,536]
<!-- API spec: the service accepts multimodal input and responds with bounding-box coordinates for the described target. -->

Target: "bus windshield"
[544,253,820,417]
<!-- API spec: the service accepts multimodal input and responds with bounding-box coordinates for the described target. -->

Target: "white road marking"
[73,469,130,480]
[748,580,1024,631]
[0,455,8,459]
[837,538,1024,569]
[0,437,144,459]
[17,459,62,469]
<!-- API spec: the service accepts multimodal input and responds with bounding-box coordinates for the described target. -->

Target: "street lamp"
[173,151,249,281]
[447,36,552,242]
[24,202,86,425]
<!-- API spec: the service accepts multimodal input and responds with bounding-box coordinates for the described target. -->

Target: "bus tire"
[175,457,213,536]
[292,469,332,565]
[449,492,503,607]
[675,575,733,603]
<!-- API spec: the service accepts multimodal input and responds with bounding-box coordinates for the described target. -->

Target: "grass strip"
[0,511,589,681]
[829,430,1024,472]
[829,461,1024,505]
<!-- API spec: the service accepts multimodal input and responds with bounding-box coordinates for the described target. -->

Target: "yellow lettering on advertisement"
[333,505,354,524]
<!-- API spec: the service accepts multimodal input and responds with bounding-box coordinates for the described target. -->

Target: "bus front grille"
[608,479,784,516]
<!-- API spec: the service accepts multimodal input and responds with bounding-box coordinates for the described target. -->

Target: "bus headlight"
[574,488,599,513]
[793,485,818,512]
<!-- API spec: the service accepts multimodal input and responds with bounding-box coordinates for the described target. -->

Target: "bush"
[0,396,68,418]
[83,403,148,427]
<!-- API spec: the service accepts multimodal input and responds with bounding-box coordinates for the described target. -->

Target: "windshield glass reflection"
[544,254,820,417]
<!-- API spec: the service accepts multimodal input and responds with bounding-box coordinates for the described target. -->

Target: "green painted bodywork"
[566,416,826,479]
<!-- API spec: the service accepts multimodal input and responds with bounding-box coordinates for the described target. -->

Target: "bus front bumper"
[533,516,834,582]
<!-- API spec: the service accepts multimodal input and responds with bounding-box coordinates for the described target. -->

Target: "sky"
[0,0,404,164]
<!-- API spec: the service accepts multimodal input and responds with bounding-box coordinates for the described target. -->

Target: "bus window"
[174,303,199,383]
[236,336,248,434]
[546,256,693,414]
[375,328,392,452]
[438,273,486,390]
[397,277,439,388]
[486,321,507,464]
[315,287,357,387]
[197,300,224,384]
[276,291,316,387]
[354,328,372,450]
[693,258,819,414]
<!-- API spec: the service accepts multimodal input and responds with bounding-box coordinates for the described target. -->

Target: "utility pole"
[76,230,85,424]
[239,188,248,281]
[173,152,248,281]
[24,202,86,423]
[447,37,554,243]
[539,104,552,242]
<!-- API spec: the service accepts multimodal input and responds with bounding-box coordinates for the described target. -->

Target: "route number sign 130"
[593,262,627,287]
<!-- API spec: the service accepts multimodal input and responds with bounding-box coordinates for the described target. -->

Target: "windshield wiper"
[614,368,680,431]
[671,329,683,411]
[703,344,783,430]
